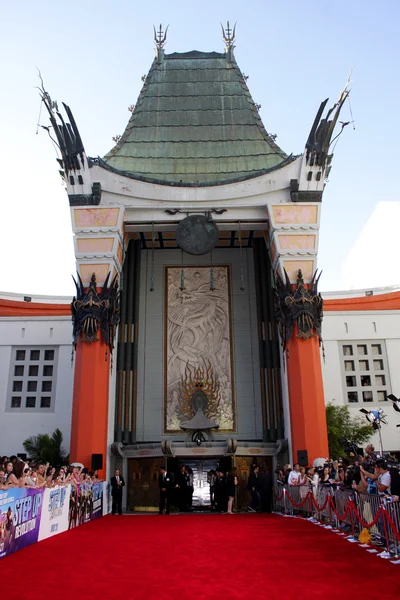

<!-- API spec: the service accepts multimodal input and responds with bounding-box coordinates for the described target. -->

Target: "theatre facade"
[2,27,399,510]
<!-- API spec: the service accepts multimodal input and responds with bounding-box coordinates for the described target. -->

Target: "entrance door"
[184,459,219,507]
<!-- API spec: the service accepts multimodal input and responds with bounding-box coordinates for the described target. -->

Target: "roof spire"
[220,21,236,62]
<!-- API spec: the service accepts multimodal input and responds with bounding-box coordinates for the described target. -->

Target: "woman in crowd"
[319,465,333,487]
[299,466,310,500]
[4,461,19,486]
[226,467,238,514]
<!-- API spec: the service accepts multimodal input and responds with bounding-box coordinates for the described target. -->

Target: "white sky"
[1,1,399,296]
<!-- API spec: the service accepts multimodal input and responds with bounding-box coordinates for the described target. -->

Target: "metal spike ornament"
[153,23,169,49]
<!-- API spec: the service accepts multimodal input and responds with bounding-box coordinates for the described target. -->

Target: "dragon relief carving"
[71,272,120,353]
[178,362,221,422]
[275,269,323,353]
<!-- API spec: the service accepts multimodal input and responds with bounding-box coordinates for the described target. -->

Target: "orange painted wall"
[0,299,70,317]
[70,339,110,477]
[324,291,400,312]
[287,331,329,464]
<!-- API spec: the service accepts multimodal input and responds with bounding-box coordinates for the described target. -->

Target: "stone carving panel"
[165,266,234,432]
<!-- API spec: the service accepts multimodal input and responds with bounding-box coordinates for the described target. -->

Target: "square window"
[377,390,387,402]
[359,360,369,371]
[362,391,373,402]
[357,344,367,355]
[40,397,51,408]
[345,360,355,372]
[27,381,37,392]
[343,345,353,356]
[373,360,384,371]
[346,376,357,387]
[361,375,371,386]
[13,380,23,392]
[14,365,24,376]
[43,365,53,377]
[371,344,382,355]
[11,397,21,408]
[375,375,386,386]
[26,397,36,408]
[348,391,358,403]
[16,350,26,361]
[44,350,55,361]
[41,381,52,392]
[30,350,40,361]
[29,365,39,377]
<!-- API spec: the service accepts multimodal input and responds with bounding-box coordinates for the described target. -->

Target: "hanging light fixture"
[180,248,185,291]
[209,250,215,291]
[149,222,155,292]
[238,221,244,291]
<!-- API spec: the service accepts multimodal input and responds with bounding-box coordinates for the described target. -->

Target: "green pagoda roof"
[102,50,292,186]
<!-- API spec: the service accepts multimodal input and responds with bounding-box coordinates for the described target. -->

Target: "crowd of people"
[0,454,102,490]
[276,444,400,503]
[158,464,273,515]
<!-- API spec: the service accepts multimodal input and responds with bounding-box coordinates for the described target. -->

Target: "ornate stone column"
[274,269,328,464]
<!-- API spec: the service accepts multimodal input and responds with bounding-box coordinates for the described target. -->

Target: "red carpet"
[2,514,399,599]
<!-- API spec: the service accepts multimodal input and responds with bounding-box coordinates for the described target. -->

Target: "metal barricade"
[314,485,333,524]
[332,488,354,528]
[384,499,400,556]
[356,492,381,537]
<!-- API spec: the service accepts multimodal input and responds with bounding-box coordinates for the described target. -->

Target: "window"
[7,347,58,412]
[340,341,391,405]
[348,392,358,403]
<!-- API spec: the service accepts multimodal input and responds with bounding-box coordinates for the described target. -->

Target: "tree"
[326,403,373,460]
[23,428,69,467]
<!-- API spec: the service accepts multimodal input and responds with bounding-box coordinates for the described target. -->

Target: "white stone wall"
[322,310,400,453]
[0,316,74,456]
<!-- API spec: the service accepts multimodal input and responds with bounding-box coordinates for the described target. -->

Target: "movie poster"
[38,486,71,541]
[91,482,103,520]
[0,487,44,558]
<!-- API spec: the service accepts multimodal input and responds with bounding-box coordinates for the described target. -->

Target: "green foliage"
[326,403,374,460]
[23,428,69,467]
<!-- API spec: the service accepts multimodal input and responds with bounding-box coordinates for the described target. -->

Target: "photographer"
[375,460,391,496]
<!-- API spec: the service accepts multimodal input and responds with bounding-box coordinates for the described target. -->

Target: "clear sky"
[1,0,399,296]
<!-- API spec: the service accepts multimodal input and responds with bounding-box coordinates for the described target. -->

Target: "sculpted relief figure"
[166,267,234,431]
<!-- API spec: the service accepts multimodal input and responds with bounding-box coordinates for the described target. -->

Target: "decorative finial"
[220,21,236,49]
[153,23,169,49]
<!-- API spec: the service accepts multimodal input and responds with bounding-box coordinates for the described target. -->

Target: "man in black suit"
[110,468,125,515]
[259,467,273,513]
[158,467,172,514]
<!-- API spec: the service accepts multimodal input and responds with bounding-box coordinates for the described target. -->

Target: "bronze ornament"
[71,272,120,352]
[274,269,323,353]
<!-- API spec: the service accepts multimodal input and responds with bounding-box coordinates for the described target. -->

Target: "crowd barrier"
[273,484,400,556]
[0,481,111,559]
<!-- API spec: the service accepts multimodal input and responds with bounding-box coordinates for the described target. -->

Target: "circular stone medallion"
[176,215,219,255]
